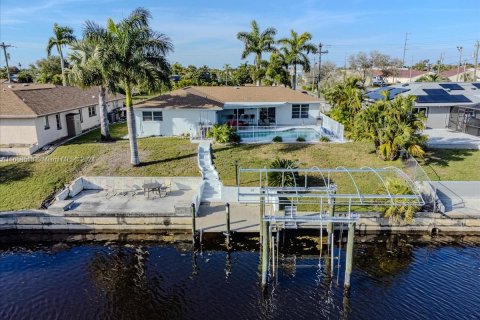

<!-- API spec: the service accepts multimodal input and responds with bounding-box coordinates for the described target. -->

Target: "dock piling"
[191,203,196,242]
[261,220,269,289]
[344,222,355,289]
[225,203,231,247]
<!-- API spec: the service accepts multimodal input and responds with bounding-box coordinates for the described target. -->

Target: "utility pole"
[343,53,347,82]
[474,40,479,81]
[317,43,329,98]
[456,46,463,82]
[311,56,316,93]
[437,53,444,75]
[402,32,409,67]
[0,42,14,83]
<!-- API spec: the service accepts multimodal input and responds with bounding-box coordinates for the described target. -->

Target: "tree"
[36,56,65,84]
[16,69,35,83]
[352,94,427,161]
[349,51,401,87]
[265,52,289,86]
[278,30,316,90]
[46,23,76,86]
[85,7,173,166]
[231,63,253,85]
[415,73,449,82]
[412,59,430,71]
[268,158,299,187]
[237,20,276,86]
[68,39,113,141]
[207,124,240,144]
[322,76,363,131]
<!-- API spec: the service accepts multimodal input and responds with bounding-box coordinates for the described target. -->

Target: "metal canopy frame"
[237,166,425,207]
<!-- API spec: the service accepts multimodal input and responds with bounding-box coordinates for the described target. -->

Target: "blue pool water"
[237,128,322,142]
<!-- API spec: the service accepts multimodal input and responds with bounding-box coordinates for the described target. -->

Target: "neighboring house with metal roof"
[373,69,430,84]
[366,82,480,134]
[134,86,322,138]
[0,83,125,155]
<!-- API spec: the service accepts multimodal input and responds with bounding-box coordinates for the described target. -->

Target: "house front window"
[292,104,309,119]
[88,106,97,117]
[142,111,163,121]
[44,115,50,130]
[55,114,62,130]
[413,107,429,117]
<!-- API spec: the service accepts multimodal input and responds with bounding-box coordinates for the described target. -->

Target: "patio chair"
[160,180,172,197]
[104,184,117,200]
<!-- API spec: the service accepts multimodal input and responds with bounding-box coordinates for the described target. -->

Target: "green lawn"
[419,148,480,181]
[0,123,198,211]
[211,142,403,195]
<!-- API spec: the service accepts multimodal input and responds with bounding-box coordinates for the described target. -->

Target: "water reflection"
[0,231,479,319]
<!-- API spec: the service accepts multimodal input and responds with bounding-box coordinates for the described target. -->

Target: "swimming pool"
[237,128,323,142]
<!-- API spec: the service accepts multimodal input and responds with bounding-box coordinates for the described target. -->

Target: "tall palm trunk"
[58,45,66,86]
[255,53,261,86]
[125,83,140,166]
[292,62,297,90]
[98,86,111,141]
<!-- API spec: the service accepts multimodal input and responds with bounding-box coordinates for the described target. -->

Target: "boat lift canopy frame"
[237,166,425,207]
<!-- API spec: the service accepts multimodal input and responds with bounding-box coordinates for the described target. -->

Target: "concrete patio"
[67,188,197,216]
[425,129,480,150]
[49,176,204,217]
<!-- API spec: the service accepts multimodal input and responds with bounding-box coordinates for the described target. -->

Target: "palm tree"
[278,30,316,90]
[237,20,276,86]
[68,39,112,141]
[322,76,363,130]
[223,64,230,85]
[353,94,427,161]
[85,8,173,166]
[47,23,76,86]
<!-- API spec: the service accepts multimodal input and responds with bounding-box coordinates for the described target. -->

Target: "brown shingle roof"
[135,86,320,110]
[0,84,125,118]
[135,87,224,110]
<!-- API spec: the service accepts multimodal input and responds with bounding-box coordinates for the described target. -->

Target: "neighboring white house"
[134,86,322,138]
[0,83,125,155]
[366,82,480,133]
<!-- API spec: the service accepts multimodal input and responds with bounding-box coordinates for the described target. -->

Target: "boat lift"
[236,166,425,290]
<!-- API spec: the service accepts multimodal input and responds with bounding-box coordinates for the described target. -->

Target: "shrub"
[268,158,299,187]
[207,124,239,144]
[296,136,306,142]
[272,136,283,142]
[377,178,419,224]
[319,136,331,142]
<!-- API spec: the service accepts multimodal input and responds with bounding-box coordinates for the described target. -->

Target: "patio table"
[142,182,162,199]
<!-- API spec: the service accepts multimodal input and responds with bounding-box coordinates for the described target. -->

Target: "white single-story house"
[0,83,125,155]
[134,86,323,138]
[366,82,480,135]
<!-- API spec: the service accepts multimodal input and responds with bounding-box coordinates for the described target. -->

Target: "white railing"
[402,154,445,213]
[192,180,206,215]
[318,113,345,141]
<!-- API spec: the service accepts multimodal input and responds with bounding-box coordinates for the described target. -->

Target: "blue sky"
[1,0,479,69]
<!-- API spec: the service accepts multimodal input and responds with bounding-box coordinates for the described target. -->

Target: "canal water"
[0,232,479,320]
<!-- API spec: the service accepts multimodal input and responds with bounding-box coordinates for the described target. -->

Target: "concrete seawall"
[1,209,479,234]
